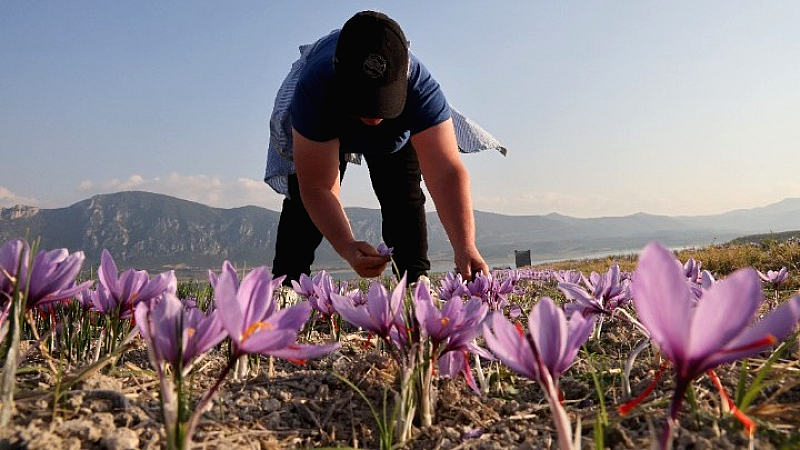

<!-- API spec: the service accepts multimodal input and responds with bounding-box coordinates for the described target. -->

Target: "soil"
[1,310,798,449]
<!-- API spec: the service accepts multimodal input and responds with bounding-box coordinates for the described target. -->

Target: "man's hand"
[455,246,489,281]
[342,240,391,278]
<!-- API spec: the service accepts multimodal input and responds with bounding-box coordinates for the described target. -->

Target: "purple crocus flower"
[135,293,227,371]
[88,283,117,315]
[483,297,594,449]
[213,261,339,359]
[134,292,229,450]
[467,271,515,311]
[558,263,630,317]
[180,303,226,367]
[342,286,367,306]
[414,281,491,391]
[553,269,582,284]
[376,242,393,257]
[291,273,316,299]
[484,297,594,384]
[330,275,407,342]
[97,249,176,318]
[415,281,488,354]
[758,266,789,287]
[437,272,470,300]
[700,269,715,289]
[631,242,800,448]
[687,269,717,300]
[682,258,701,284]
[26,247,92,310]
[291,270,338,317]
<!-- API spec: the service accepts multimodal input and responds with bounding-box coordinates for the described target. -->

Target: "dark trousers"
[272,141,430,283]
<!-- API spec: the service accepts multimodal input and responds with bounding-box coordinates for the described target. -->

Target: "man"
[265,10,501,283]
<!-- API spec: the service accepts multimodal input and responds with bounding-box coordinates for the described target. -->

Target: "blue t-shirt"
[290,31,451,155]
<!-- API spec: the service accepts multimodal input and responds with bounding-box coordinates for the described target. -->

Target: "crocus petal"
[238,266,278,325]
[389,274,407,321]
[705,295,800,368]
[136,270,177,304]
[134,302,152,341]
[214,261,244,336]
[366,282,391,333]
[240,328,297,354]
[151,294,184,366]
[558,282,594,303]
[0,240,28,297]
[437,351,461,379]
[117,269,148,305]
[98,249,121,298]
[483,313,538,380]
[36,280,93,307]
[413,281,436,338]
[330,293,374,331]
[557,311,595,375]
[632,242,693,365]
[27,250,76,296]
[208,269,219,289]
[269,302,312,331]
[528,297,567,376]
[686,268,762,363]
[183,309,227,364]
[291,273,314,298]
[267,341,341,360]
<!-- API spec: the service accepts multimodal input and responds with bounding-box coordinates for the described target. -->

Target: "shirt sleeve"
[405,57,451,135]
[290,68,338,142]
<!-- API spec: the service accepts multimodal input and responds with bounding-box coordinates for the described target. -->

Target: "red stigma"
[721,334,778,354]
[619,363,668,416]
[362,331,373,350]
[706,370,755,437]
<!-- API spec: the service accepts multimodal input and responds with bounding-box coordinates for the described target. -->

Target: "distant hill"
[728,229,800,245]
[2,191,799,276]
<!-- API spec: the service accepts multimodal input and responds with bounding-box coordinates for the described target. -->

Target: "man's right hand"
[342,240,391,278]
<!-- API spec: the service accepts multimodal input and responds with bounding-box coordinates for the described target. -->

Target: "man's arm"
[292,129,389,277]
[411,118,489,279]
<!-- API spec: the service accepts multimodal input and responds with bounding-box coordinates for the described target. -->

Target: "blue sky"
[2,1,798,218]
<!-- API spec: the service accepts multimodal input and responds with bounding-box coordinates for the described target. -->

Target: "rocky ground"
[2,312,798,450]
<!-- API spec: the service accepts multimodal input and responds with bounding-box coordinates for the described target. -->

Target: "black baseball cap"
[334,11,409,119]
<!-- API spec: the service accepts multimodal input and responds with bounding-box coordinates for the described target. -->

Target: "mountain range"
[2,191,799,277]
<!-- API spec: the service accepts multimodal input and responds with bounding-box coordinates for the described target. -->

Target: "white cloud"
[0,186,39,208]
[72,173,286,211]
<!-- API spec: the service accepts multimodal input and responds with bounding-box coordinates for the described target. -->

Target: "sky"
[1,1,799,218]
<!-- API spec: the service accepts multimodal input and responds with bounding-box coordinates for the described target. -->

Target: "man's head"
[334,11,409,120]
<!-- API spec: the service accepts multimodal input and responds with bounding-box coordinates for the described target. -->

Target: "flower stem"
[183,356,237,446]
[660,378,690,450]
[0,295,22,427]
[418,353,435,428]
[539,372,573,450]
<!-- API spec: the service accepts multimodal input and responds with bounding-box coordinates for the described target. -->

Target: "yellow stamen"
[186,328,196,338]
[240,321,273,342]
[440,317,450,327]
